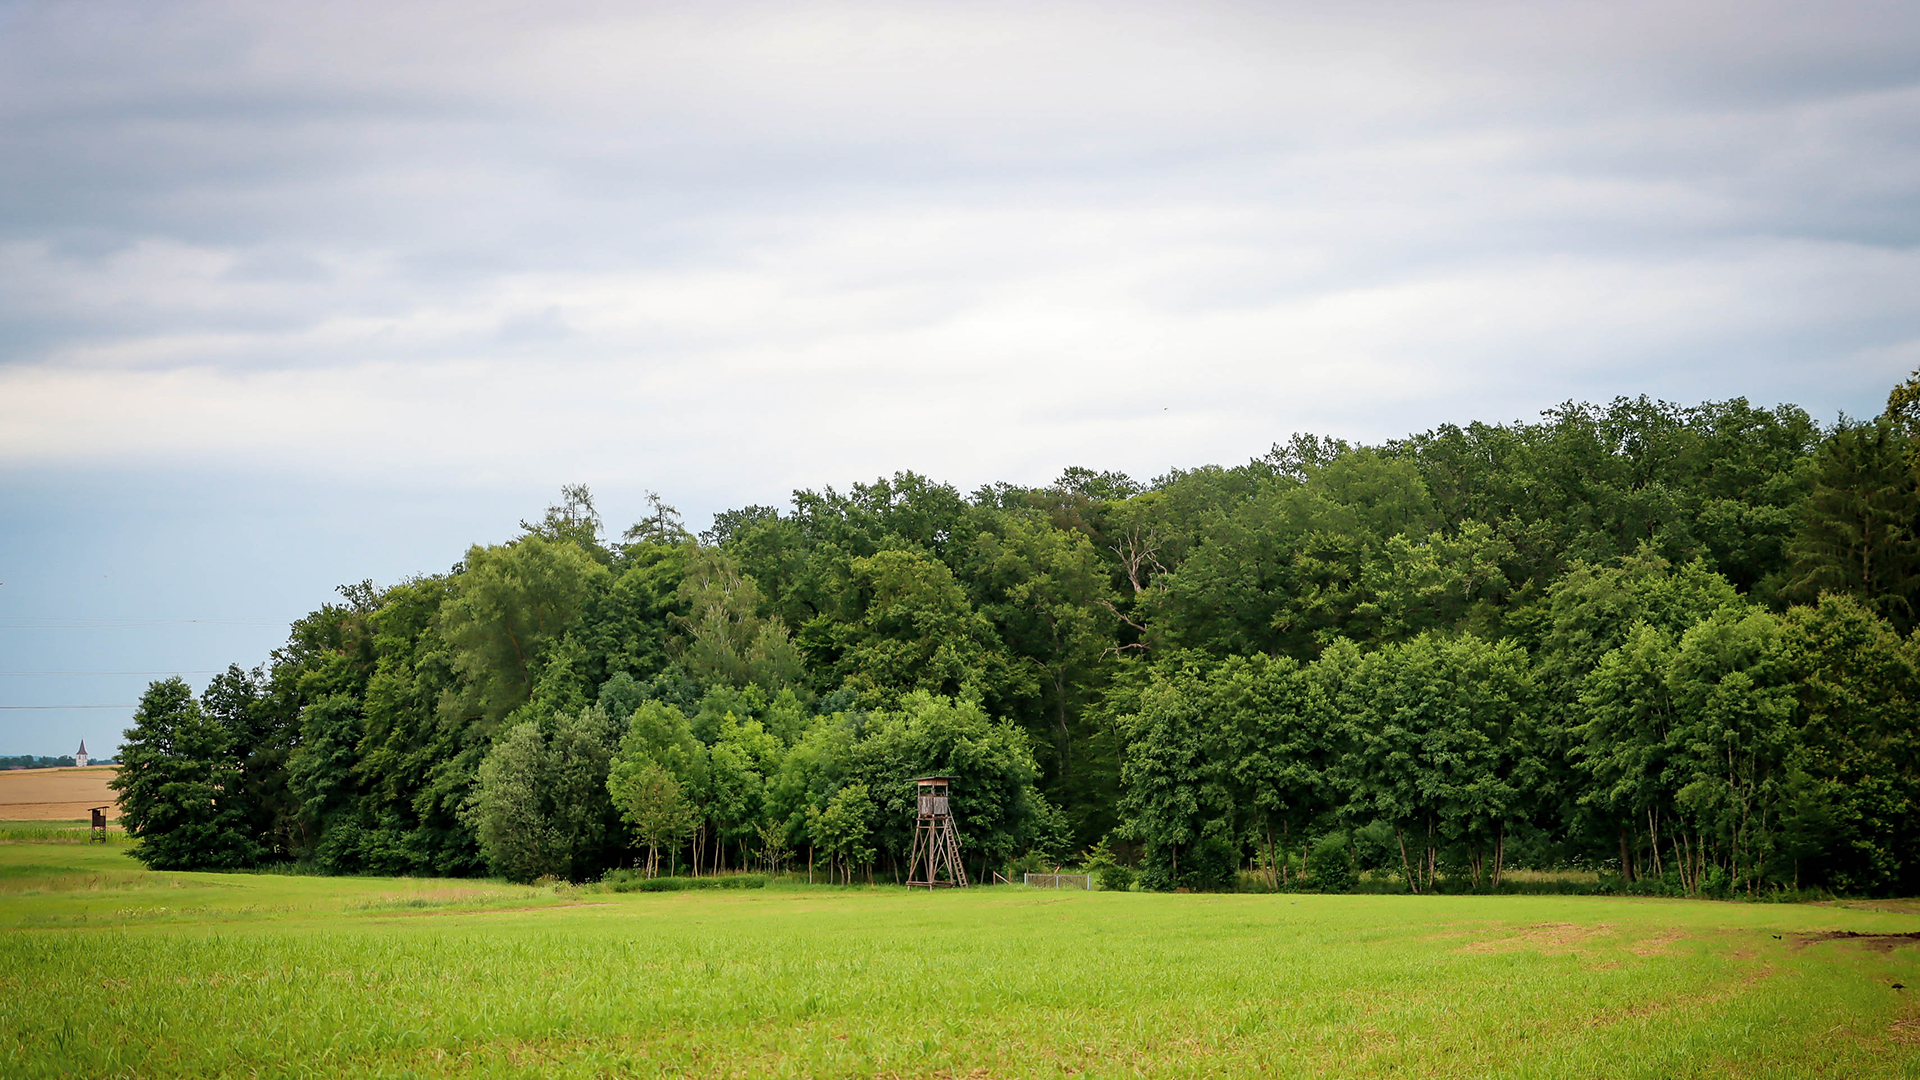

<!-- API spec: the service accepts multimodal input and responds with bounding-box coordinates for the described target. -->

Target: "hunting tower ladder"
[905,776,968,889]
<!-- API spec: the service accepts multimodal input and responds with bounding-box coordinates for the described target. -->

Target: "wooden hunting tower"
[905,777,969,889]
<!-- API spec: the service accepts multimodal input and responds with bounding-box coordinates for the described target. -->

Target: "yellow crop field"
[0,765,119,820]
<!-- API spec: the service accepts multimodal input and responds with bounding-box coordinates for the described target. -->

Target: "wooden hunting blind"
[905,777,968,889]
[87,806,109,844]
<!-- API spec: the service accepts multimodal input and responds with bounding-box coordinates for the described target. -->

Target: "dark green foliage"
[851,693,1060,873]
[112,678,260,870]
[1785,419,1920,630]
[465,707,620,882]
[601,870,769,892]
[1778,594,1920,894]
[1117,669,1225,887]
[198,664,299,861]
[1392,397,1818,596]
[130,375,1920,895]
[1304,832,1357,892]
[440,536,609,727]
[1079,837,1133,891]
[1317,633,1536,892]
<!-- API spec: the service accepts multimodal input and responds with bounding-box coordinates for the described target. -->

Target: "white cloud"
[0,0,1914,499]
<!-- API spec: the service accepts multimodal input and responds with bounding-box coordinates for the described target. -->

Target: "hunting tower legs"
[905,777,968,889]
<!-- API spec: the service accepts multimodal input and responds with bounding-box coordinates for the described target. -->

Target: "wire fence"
[1024,872,1092,890]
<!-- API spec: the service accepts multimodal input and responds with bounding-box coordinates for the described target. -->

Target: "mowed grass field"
[1,837,1917,1079]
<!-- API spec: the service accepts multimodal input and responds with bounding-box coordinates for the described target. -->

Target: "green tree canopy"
[113,678,259,870]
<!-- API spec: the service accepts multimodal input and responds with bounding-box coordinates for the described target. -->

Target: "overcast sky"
[3,0,1916,755]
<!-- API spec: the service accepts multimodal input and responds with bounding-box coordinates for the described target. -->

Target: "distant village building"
[74,741,88,768]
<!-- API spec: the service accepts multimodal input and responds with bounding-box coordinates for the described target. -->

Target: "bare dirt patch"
[0,766,120,820]
[1788,931,1920,954]
[1455,922,1616,953]
[1814,899,1920,916]
[351,887,521,908]
[1628,929,1688,956]
[376,902,617,919]
[1891,1010,1920,1046]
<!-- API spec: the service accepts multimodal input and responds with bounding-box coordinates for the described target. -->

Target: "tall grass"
[0,820,125,844]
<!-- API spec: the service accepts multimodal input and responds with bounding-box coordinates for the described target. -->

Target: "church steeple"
[75,740,89,768]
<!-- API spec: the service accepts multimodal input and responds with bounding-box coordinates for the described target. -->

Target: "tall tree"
[1780,593,1920,894]
[1786,419,1920,631]
[804,548,1020,709]
[113,678,259,870]
[808,781,877,884]
[964,511,1119,819]
[198,663,298,861]
[674,549,806,693]
[464,706,618,883]
[1118,668,1232,888]
[440,536,610,727]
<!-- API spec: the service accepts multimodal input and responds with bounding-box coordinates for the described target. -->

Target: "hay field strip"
[0,841,1916,1079]
[0,766,120,820]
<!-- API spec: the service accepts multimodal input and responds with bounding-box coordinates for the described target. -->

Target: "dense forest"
[114,376,1920,896]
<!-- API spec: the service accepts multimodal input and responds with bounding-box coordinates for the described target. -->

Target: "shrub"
[1136,826,1240,892]
[600,870,769,893]
[1305,833,1357,892]
[1073,837,1136,891]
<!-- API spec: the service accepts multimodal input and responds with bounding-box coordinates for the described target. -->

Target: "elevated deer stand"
[905,777,968,889]
[87,806,109,844]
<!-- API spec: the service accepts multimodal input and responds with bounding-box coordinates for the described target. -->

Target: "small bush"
[1078,837,1134,892]
[1304,833,1357,892]
[601,870,769,893]
[1005,852,1057,878]
[1136,827,1240,892]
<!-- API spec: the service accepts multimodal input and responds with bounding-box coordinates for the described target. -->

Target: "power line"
[0,619,282,628]
[0,704,136,710]
[0,671,225,677]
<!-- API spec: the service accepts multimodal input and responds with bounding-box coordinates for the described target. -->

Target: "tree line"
[2,755,109,770]
[113,381,1920,895]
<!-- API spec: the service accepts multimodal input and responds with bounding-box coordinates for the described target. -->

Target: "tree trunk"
[1647,807,1662,879]
[1425,816,1437,893]
[1619,827,1635,883]
[1053,674,1073,784]
[1397,826,1419,894]
[1492,822,1505,889]
[1266,826,1279,889]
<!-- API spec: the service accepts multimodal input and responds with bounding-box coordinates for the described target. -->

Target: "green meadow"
[2,830,1916,1079]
